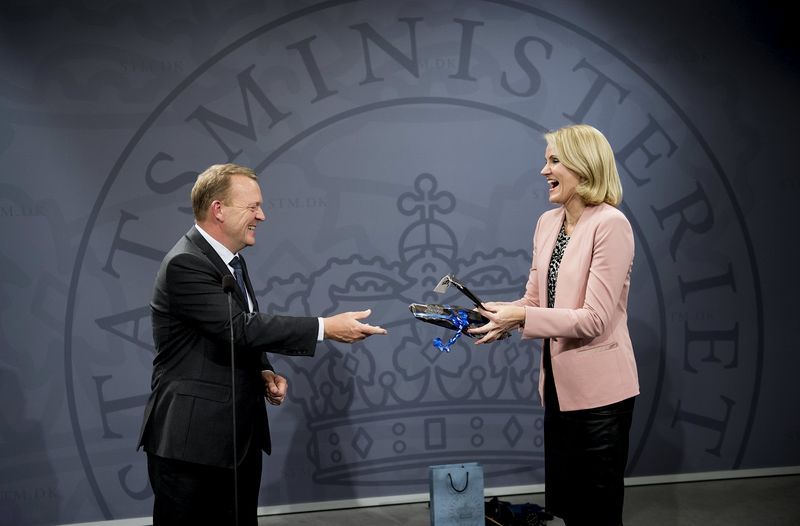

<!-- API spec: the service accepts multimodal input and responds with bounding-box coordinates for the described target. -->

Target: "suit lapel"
[543,204,602,306]
[185,226,249,310]
[537,208,565,307]
[540,208,565,268]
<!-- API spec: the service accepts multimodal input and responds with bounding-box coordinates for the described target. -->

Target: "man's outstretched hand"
[323,309,388,343]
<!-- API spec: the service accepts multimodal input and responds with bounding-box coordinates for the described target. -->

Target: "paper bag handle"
[447,472,469,493]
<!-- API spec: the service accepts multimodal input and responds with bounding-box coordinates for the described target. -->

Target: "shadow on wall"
[264,398,329,507]
[0,367,60,526]
[625,317,680,525]
[260,347,364,510]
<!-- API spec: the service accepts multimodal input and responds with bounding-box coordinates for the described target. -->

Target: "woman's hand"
[469,302,525,344]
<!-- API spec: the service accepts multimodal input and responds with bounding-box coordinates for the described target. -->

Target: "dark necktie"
[229,256,248,304]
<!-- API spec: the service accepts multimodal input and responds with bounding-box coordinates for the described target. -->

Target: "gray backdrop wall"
[1,1,798,524]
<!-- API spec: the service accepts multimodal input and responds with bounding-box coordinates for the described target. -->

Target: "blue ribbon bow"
[432,309,470,352]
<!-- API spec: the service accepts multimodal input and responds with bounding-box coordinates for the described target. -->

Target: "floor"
[258,475,800,525]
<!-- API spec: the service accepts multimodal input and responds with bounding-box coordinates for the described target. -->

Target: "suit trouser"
[147,445,262,526]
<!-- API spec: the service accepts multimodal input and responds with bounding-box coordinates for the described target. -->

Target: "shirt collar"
[194,223,238,271]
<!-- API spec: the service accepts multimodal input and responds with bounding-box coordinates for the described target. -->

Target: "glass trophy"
[408,274,509,351]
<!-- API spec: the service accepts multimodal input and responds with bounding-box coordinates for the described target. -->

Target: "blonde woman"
[471,124,639,525]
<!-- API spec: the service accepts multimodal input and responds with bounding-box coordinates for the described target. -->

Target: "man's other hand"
[262,370,288,406]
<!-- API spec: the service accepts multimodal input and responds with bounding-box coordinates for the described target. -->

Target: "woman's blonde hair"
[544,124,622,206]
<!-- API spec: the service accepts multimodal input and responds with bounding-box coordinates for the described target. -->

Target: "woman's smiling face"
[541,143,582,206]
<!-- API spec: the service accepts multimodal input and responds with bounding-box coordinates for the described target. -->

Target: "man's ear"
[211,200,224,222]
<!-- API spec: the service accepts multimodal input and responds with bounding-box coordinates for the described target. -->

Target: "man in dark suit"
[138,163,386,525]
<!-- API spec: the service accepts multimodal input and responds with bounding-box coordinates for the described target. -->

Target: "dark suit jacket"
[138,226,318,468]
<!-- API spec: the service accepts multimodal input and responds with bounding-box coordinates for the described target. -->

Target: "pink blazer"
[514,203,639,411]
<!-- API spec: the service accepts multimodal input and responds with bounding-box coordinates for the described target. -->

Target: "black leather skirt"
[543,339,635,526]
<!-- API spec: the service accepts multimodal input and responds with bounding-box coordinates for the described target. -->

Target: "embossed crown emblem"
[261,173,544,485]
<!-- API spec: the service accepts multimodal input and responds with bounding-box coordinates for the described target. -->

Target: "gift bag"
[429,462,484,526]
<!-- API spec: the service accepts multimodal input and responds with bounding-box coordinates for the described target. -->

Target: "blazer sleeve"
[520,212,633,339]
[260,353,274,371]
[160,252,318,356]
[512,215,543,309]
